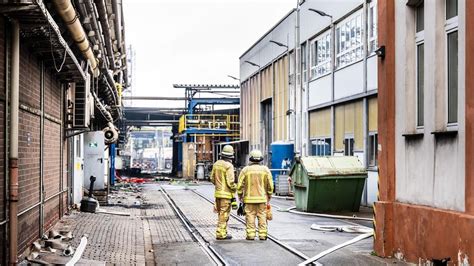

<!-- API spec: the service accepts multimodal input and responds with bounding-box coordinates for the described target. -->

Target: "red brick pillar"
[374,0,396,257]
[466,0,474,214]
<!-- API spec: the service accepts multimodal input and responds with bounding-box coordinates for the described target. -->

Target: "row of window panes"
[368,1,378,54]
[310,33,331,78]
[311,138,331,156]
[336,13,363,68]
[305,6,377,80]
[309,135,378,166]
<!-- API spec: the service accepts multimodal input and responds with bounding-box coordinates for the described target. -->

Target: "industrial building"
[0,0,128,263]
[240,0,379,205]
[375,0,474,263]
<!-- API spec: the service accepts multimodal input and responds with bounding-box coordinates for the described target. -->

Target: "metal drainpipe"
[362,1,369,206]
[294,0,301,155]
[8,19,20,265]
[3,18,10,263]
[330,17,336,156]
[39,61,45,237]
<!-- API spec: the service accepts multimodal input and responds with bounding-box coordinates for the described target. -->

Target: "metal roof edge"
[239,8,296,60]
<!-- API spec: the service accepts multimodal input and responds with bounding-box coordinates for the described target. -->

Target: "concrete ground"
[30,181,406,265]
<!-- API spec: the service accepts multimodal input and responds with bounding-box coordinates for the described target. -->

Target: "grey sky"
[123,0,295,107]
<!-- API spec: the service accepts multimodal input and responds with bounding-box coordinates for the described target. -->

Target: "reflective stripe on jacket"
[210,160,236,199]
[237,163,274,203]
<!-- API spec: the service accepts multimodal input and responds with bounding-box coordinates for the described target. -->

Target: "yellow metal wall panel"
[354,101,364,150]
[283,56,288,140]
[335,105,345,151]
[272,56,289,141]
[368,97,378,132]
[309,108,331,138]
[344,102,355,134]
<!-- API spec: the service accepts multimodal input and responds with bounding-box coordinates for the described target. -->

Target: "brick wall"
[18,110,41,211]
[0,17,69,259]
[15,29,66,254]
[44,120,60,198]
[0,16,6,263]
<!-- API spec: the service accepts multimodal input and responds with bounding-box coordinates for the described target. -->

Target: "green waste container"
[289,156,367,213]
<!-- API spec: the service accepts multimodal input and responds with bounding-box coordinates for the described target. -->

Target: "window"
[310,31,331,79]
[447,31,458,124]
[344,137,354,156]
[336,11,363,68]
[368,0,378,54]
[446,0,458,20]
[311,138,331,156]
[416,3,424,32]
[415,3,424,127]
[417,43,424,127]
[368,133,378,167]
[301,43,308,83]
[446,0,458,124]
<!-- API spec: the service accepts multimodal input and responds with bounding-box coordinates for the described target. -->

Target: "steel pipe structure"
[53,0,99,75]
[8,20,20,265]
[94,0,115,68]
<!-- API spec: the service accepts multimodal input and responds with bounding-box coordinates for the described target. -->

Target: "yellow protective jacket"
[210,159,236,199]
[237,163,274,204]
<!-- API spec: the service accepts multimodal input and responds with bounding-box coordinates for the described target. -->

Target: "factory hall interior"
[0,0,473,265]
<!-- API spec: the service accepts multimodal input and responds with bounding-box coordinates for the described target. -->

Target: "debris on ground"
[24,230,87,265]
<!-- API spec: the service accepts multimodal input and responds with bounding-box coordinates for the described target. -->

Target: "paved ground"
[191,182,403,265]
[164,185,303,265]
[32,180,406,265]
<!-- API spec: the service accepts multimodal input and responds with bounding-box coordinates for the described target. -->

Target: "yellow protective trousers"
[215,198,231,239]
[244,203,267,239]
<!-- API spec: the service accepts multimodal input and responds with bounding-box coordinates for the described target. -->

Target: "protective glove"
[231,198,238,210]
[237,203,245,216]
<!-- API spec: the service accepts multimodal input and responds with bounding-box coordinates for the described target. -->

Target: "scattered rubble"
[25,230,87,265]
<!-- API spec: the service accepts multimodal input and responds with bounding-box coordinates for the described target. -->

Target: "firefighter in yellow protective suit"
[210,145,237,240]
[237,149,274,240]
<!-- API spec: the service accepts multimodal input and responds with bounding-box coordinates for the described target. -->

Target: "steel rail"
[160,187,226,266]
[190,189,321,266]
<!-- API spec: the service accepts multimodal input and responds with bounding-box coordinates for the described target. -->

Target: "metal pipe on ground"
[52,0,99,75]
[8,19,20,265]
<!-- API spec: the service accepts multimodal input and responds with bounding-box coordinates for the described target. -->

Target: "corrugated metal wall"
[240,55,289,148]
[309,108,331,138]
[335,100,364,151]
[273,56,288,141]
[368,97,378,132]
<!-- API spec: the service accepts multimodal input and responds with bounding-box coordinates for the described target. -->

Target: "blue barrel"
[270,142,294,183]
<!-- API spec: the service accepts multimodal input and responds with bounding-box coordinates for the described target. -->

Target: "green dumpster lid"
[291,156,366,178]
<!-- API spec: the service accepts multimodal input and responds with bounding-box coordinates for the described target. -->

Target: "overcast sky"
[123,0,295,107]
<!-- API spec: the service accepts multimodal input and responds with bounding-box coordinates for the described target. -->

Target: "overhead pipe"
[52,0,99,76]
[79,0,108,68]
[94,0,116,68]
[91,91,113,123]
[112,0,122,54]
[8,19,20,265]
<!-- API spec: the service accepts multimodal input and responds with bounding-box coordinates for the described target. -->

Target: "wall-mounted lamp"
[244,60,260,68]
[227,75,240,82]
[375,45,386,60]
[308,8,333,19]
[269,40,288,49]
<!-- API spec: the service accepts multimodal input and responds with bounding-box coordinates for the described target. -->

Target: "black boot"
[216,234,232,240]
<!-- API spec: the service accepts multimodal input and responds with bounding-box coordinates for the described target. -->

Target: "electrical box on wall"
[83,131,105,190]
